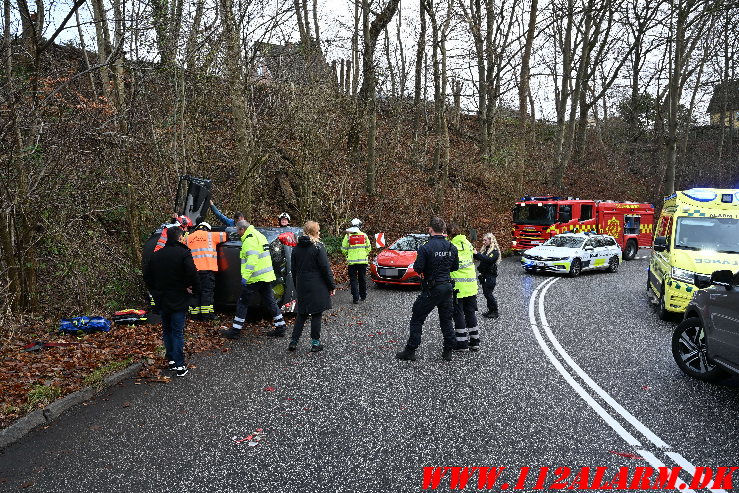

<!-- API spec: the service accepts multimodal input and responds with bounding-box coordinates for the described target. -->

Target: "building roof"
[707,80,739,113]
[251,41,335,86]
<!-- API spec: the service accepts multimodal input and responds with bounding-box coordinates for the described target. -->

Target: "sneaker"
[310,344,323,352]
[167,360,176,371]
[265,328,286,337]
[442,347,453,361]
[288,341,298,351]
[220,328,241,339]
[174,366,189,377]
[395,348,417,361]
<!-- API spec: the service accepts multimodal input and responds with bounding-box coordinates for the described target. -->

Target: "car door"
[708,279,739,364]
[582,239,597,269]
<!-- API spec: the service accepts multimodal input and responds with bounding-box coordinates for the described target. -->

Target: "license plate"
[536,261,546,267]
[379,268,399,276]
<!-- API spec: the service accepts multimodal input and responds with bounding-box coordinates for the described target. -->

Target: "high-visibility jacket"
[341,231,371,265]
[450,234,478,298]
[240,225,276,284]
[186,230,227,272]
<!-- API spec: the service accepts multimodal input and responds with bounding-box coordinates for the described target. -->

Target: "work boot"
[442,347,453,361]
[352,299,360,304]
[469,341,480,352]
[288,340,298,351]
[265,328,286,337]
[220,328,241,339]
[490,311,500,319]
[396,347,417,361]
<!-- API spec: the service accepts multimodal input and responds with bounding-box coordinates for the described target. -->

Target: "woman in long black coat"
[289,221,336,352]
[473,232,501,319]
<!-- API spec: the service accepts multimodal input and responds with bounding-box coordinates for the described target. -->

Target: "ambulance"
[648,188,739,319]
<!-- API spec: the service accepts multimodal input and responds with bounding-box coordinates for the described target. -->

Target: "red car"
[370,234,430,286]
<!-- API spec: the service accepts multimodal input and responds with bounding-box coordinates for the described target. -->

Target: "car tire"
[607,256,619,273]
[569,258,582,277]
[672,317,725,382]
[622,240,638,261]
[658,284,670,321]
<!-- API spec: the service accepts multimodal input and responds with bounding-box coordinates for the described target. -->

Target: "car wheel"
[672,317,725,382]
[569,258,582,277]
[622,240,638,260]
[607,256,619,273]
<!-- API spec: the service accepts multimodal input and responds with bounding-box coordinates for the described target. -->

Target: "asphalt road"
[2,256,738,493]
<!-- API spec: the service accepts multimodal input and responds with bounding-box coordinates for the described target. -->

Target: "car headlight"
[671,267,695,284]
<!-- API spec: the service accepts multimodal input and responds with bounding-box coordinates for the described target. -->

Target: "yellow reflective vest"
[341,231,371,265]
[450,234,478,298]
[240,225,276,284]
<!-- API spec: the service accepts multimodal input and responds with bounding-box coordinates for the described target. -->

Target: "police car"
[521,232,622,277]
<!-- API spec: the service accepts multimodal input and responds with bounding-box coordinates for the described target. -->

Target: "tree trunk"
[519,0,538,129]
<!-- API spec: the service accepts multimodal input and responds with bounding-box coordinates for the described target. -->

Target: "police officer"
[396,217,459,362]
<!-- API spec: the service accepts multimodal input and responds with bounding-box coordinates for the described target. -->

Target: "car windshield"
[389,235,429,251]
[544,236,585,248]
[513,204,557,225]
[674,217,739,254]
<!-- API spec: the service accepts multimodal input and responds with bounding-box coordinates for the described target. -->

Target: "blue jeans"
[161,309,186,366]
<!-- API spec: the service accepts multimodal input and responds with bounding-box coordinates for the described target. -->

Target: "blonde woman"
[289,221,336,352]
[473,233,501,319]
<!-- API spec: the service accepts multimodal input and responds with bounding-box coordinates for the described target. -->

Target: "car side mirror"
[694,276,712,289]
[653,236,668,252]
[711,270,734,290]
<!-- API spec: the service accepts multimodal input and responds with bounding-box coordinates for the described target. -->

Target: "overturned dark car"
[142,176,300,314]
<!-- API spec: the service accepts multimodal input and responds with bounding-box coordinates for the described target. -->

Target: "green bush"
[322,235,344,258]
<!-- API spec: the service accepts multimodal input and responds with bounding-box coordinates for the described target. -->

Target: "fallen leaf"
[122,402,131,408]
[21,482,34,488]
[263,386,276,391]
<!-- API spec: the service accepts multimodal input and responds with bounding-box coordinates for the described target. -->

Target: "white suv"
[521,232,622,277]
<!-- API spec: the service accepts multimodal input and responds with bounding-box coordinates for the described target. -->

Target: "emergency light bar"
[683,188,717,202]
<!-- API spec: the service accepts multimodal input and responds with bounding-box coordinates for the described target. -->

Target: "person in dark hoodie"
[288,220,336,352]
[143,226,200,377]
[473,232,501,319]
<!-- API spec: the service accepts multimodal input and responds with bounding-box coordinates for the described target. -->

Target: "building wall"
[709,110,739,128]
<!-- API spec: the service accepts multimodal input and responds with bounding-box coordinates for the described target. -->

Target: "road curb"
[0,362,143,450]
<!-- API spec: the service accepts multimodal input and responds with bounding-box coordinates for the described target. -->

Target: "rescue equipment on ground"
[22,341,80,352]
[112,309,160,326]
[58,316,112,335]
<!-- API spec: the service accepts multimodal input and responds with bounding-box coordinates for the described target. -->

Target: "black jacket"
[143,238,200,312]
[291,236,336,314]
[414,235,459,283]
[474,249,500,277]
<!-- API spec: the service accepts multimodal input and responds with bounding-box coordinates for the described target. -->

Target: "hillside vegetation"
[0,42,736,336]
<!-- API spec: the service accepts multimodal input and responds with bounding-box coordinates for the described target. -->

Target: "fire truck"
[512,196,655,260]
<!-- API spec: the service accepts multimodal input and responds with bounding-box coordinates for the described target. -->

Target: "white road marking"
[529,277,727,493]
[638,450,696,492]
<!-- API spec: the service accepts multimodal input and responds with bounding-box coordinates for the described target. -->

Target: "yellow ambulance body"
[648,188,739,319]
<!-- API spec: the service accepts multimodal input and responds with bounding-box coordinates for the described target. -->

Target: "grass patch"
[25,384,62,410]
[82,357,135,388]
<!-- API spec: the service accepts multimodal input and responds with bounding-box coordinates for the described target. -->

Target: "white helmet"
[350,218,363,228]
[279,212,291,221]
[197,222,212,231]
